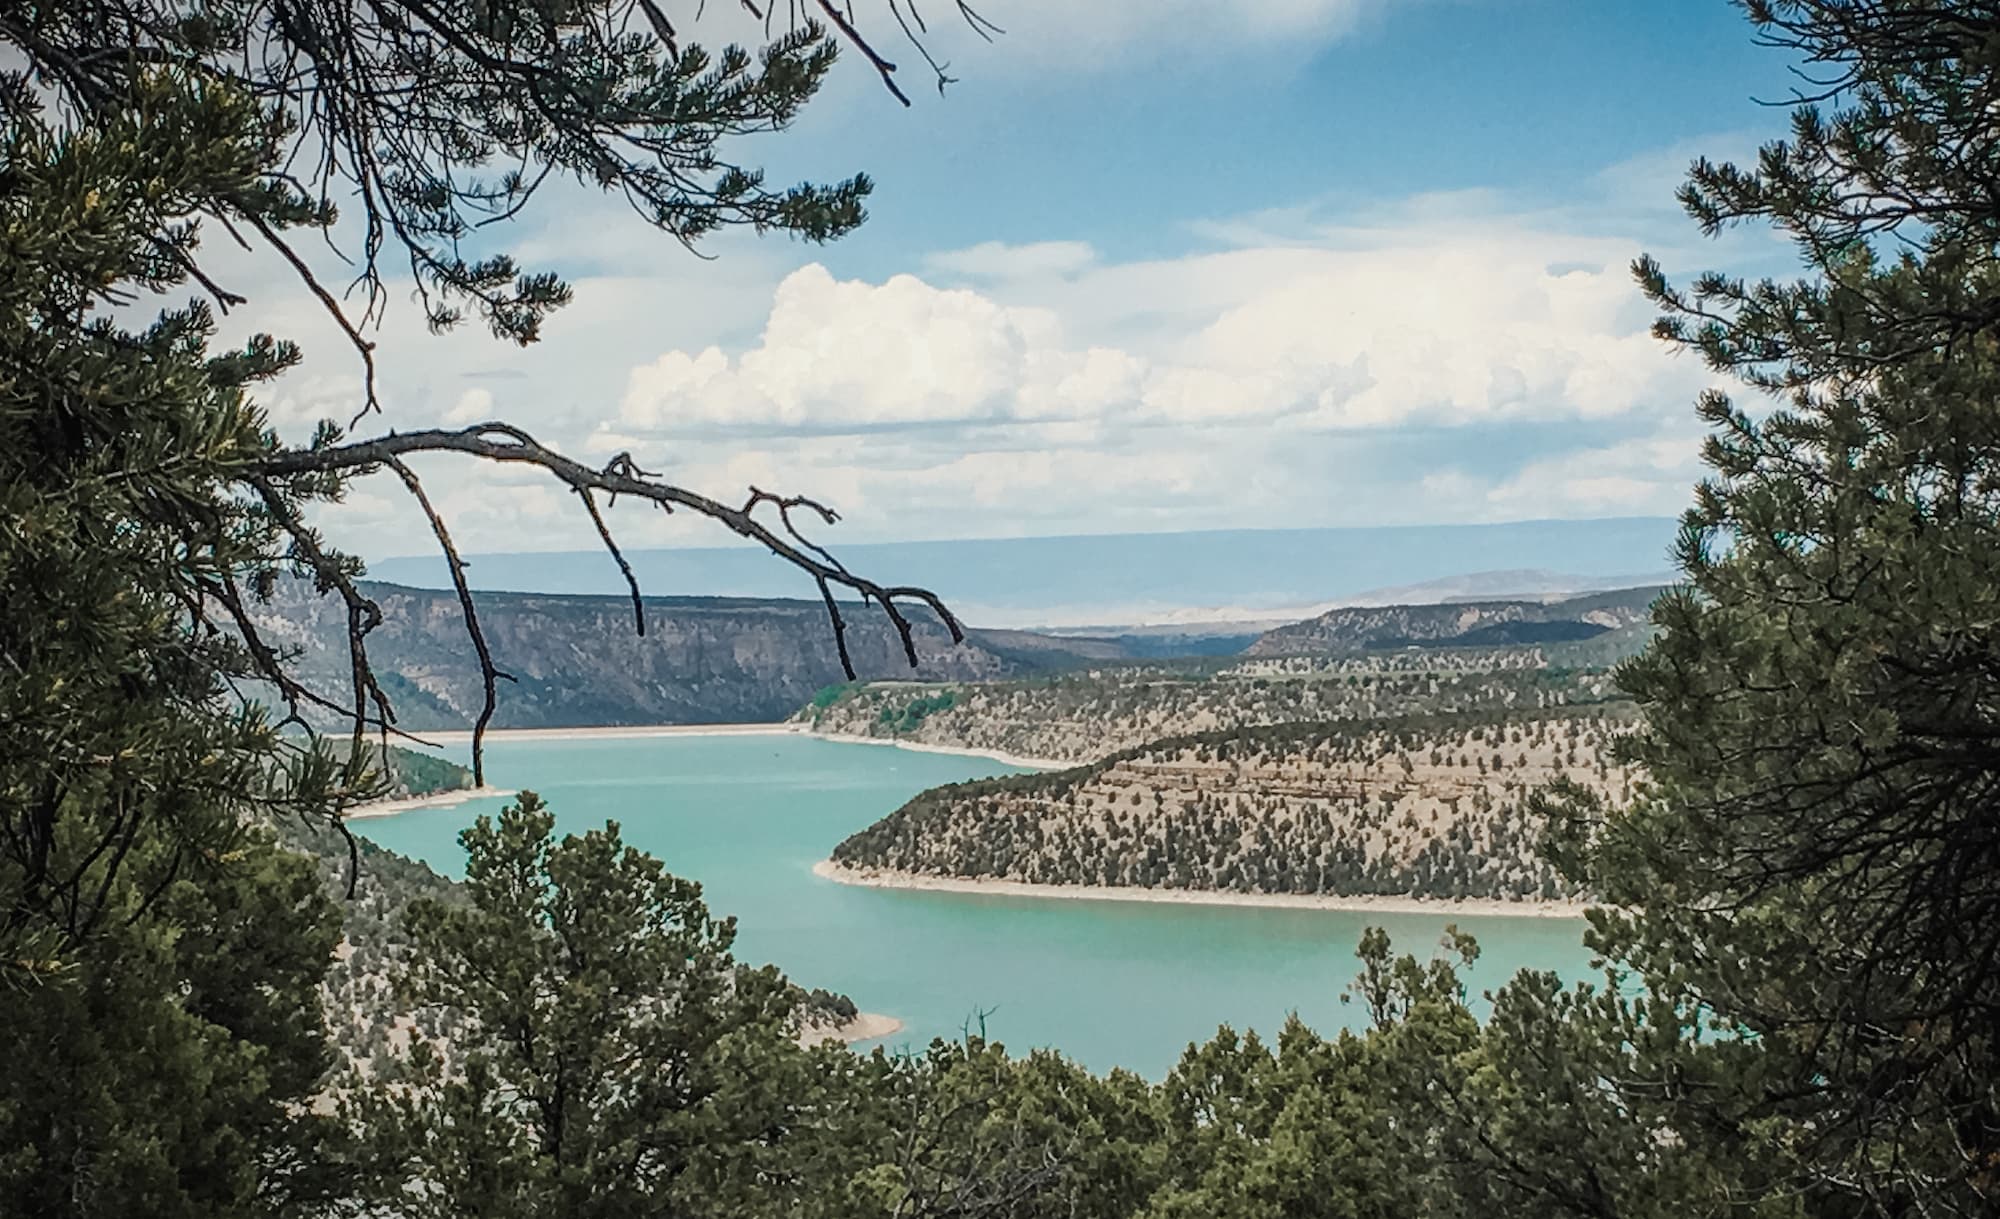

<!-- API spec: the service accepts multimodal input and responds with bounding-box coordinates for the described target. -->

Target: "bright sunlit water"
[356,734,1596,1078]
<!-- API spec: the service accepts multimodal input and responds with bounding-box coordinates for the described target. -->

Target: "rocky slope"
[830,706,1636,903]
[1243,586,1663,657]
[252,579,1129,730]
[800,650,1622,766]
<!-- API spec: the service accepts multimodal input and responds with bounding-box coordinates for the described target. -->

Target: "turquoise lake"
[357,734,1597,1079]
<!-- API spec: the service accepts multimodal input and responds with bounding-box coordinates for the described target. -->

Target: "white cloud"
[1483,432,1704,517]
[617,222,1706,441]
[442,387,494,425]
[1410,429,1707,522]
[210,142,1736,557]
[621,265,1095,429]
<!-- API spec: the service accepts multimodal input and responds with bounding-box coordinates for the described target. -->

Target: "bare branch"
[257,423,964,653]
[253,421,962,760]
[577,484,646,637]
[385,456,513,786]
[240,213,381,425]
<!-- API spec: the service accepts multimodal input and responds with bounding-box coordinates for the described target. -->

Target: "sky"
[216,1,1800,559]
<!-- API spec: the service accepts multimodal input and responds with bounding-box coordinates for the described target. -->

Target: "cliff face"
[1244,586,1663,657]
[252,580,1098,730]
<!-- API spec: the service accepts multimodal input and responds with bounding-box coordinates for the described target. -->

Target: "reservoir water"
[357,733,1596,1078]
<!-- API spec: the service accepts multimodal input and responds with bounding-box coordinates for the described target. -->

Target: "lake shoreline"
[807,731,1067,771]
[813,860,1590,919]
[395,722,1064,772]
[800,1011,904,1049]
[419,723,801,744]
[347,786,518,821]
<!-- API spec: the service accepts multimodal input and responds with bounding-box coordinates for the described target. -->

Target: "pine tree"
[0,5,975,1214]
[1549,3,2000,1212]
[350,793,868,1219]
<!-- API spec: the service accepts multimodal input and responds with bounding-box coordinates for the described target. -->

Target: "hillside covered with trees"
[801,648,1625,764]
[832,708,1635,902]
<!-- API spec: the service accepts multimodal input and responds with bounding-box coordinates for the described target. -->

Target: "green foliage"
[0,829,345,1218]
[834,707,1632,901]
[876,689,958,733]
[348,793,878,1218]
[811,681,865,711]
[6,3,868,343]
[1580,3,2000,1210]
[0,4,878,1214]
[375,744,476,797]
[0,69,366,1219]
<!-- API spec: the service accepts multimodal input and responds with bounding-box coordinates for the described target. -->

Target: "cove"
[355,733,1598,1079]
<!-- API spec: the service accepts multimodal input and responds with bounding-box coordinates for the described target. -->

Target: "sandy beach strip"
[807,731,1068,771]
[814,860,1590,919]
[417,722,805,745]
[799,1011,905,1049]
[346,786,519,820]
[403,721,1064,771]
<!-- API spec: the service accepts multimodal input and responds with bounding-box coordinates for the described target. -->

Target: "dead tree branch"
[384,456,515,788]
[252,422,963,786]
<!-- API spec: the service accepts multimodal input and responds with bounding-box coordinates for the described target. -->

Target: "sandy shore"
[809,731,1068,771]
[346,786,518,821]
[420,723,804,745]
[814,860,1589,919]
[410,721,1064,771]
[799,1011,905,1049]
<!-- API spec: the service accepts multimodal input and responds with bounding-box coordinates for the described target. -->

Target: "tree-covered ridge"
[833,707,1636,902]
[1243,586,1663,657]
[803,653,1623,765]
[375,744,477,798]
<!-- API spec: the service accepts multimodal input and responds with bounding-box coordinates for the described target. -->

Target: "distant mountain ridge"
[1338,568,1676,608]
[251,573,1667,731]
[1244,585,1665,657]
[1033,569,1676,636]
[364,519,1677,629]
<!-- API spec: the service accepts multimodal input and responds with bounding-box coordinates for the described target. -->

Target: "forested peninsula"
[827,708,1633,907]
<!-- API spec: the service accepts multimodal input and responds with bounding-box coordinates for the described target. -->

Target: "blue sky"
[790,2,1781,273]
[232,2,1801,557]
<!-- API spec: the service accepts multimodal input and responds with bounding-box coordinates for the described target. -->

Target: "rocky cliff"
[251,580,1120,730]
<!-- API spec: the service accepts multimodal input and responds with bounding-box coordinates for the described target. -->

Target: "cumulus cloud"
[617,223,1703,442]
[621,265,1104,430]
[1483,431,1706,517]
[442,387,494,425]
[230,144,1736,556]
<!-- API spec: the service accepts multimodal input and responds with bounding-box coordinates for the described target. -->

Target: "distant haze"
[367,518,1679,630]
